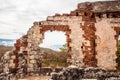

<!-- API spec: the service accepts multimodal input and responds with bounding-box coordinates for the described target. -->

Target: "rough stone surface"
[51,67,120,80]
[0,1,120,79]
[78,1,120,13]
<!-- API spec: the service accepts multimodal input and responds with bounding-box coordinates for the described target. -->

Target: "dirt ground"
[16,76,51,80]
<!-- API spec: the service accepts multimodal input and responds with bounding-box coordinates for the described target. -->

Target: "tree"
[117,40,120,71]
[59,44,67,52]
[117,40,120,57]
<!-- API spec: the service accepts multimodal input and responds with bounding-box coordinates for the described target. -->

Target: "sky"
[40,31,66,51]
[0,0,108,49]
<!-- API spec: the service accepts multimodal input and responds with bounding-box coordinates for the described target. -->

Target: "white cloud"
[0,39,15,46]
[40,31,66,48]
[0,40,15,46]
[0,0,108,43]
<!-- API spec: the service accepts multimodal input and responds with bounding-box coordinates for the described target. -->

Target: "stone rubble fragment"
[51,67,120,80]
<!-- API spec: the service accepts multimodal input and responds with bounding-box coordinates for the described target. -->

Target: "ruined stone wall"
[26,16,85,73]
[44,16,85,67]
[0,51,15,73]
[0,1,120,78]
[95,18,120,69]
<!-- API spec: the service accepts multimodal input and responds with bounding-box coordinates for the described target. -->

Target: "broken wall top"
[78,1,120,13]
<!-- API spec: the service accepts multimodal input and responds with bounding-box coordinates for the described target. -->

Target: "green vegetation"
[117,40,120,57]
[0,46,68,69]
[40,47,68,68]
[117,40,120,72]
[41,44,69,68]
[59,44,67,52]
[42,56,68,68]
[42,51,68,68]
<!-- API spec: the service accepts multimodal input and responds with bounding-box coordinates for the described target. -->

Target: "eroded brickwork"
[0,1,120,78]
[79,3,97,67]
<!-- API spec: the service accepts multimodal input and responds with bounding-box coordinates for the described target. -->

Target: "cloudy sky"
[0,0,107,49]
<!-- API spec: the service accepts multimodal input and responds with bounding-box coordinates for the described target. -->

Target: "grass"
[40,48,69,68]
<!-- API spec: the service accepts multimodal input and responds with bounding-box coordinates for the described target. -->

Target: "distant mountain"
[0,45,68,68]
[0,38,64,51]
[49,45,63,51]
[0,39,15,46]
[40,44,64,51]
[0,45,13,58]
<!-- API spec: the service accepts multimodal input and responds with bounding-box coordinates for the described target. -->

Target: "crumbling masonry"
[0,1,120,77]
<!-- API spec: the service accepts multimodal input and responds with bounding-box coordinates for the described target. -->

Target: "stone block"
[3,66,9,72]
[11,55,16,59]
[29,55,35,59]
[82,79,97,80]
[30,60,36,64]
[9,63,15,68]
[4,55,10,59]
[40,67,53,76]
[47,16,54,20]
[54,68,63,73]
[9,60,13,63]
[28,64,34,68]
[27,68,34,72]
[18,79,29,80]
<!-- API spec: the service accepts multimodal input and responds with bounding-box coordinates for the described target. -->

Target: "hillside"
[39,47,69,68]
[0,45,13,58]
[0,45,69,68]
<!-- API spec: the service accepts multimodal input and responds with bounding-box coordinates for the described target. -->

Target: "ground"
[16,76,51,80]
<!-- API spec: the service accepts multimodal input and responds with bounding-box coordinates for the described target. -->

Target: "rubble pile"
[51,67,120,80]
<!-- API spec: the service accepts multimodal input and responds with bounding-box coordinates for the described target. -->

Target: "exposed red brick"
[10,1,120,73]
[23,51,28,55]
[22,35,28,38]
[81,8,97,67]
[70,10,77,16]
[55,13,61,16]
[13,35,28,72]
[62,13,70,16]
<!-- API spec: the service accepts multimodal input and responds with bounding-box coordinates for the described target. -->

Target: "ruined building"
[0,1,120,78]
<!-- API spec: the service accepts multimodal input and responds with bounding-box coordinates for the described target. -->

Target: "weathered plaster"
[0,1,119,77]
